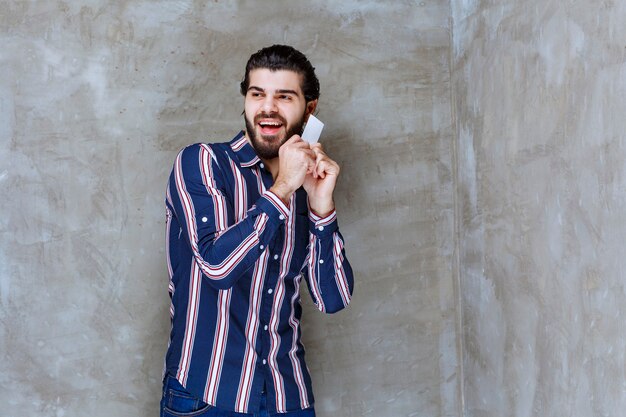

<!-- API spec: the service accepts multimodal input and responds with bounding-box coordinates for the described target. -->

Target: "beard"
[245,111,306,160]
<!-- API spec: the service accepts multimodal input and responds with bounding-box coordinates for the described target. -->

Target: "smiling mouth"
[257,119,284,136]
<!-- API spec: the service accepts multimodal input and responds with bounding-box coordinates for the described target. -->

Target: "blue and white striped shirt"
[164,131,354,413]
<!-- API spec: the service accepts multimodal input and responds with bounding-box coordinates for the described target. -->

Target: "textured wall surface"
[451,1,626,416]
[1,1,458,416]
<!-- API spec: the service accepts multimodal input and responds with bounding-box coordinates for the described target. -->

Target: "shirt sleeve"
[303,208,355,314]
[167,143,289,289]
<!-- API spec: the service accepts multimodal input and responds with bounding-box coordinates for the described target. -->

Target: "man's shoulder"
[172,132,247,176]
[189,142,234,167]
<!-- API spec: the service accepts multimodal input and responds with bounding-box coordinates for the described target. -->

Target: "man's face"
[244,68,315,159]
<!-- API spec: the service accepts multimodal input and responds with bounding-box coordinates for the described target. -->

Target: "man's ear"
[305,100,318,118]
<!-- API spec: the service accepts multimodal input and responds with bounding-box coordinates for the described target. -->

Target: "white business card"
[301,115,324,144]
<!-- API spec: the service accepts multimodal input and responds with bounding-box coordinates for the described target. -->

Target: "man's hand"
[270,135,316,204]
[303,143,339,217]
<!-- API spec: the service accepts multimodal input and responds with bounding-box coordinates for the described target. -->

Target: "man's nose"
[261,96,277,113]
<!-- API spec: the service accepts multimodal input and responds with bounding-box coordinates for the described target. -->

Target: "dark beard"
[245,112,306,159]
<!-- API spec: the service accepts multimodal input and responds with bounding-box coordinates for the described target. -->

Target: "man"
[161,45,354,416]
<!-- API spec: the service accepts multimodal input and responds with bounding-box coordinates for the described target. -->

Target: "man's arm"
[167,143,289,289]
[304,209,354,313]
[302,144,355,313]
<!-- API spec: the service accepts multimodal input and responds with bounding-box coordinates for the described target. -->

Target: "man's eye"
[279,95,292,100]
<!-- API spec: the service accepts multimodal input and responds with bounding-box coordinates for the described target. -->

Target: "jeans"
[160,374,316,417]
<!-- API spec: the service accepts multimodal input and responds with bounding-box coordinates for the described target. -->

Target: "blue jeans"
[160,374,316,417]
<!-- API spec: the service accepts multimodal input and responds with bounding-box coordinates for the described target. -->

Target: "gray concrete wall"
[451,1,626,416]
[1,1,458,416]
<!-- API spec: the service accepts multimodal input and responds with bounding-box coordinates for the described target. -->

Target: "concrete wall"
[1,1,458,416]
[451,1,626,416]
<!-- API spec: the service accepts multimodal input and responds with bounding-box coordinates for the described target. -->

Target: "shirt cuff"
[309,209,338,237]
[257,190,290,222]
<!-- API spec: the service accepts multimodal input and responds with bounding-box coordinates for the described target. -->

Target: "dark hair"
[240,44,320,102]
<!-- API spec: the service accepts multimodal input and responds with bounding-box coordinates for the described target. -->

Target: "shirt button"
[259,245,265,250]
[264,325,268,331]
[318,226,324,231]
[319,259,324,264]
[279,214,285,220]
[262,359,267,365]
[268,288,273,294]
[260,163,265,169]
[273,254,279,260]
[201,217,208,223]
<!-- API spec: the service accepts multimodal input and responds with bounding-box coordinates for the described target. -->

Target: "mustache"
[254,112,287,125]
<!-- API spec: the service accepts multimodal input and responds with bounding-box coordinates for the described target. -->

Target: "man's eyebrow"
[276,89,300,96]
[247,86,300,96]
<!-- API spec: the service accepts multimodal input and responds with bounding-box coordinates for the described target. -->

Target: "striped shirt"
[164,131,354,413]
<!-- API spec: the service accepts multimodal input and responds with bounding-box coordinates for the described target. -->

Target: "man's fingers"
[281,137,338,180]
[299,149,317,174]
[285,134,304,144]
[310,143,324,157]
[310,145,329,173]
[314,157,339,179]
[283,135,313,152]
[316,160,329,178]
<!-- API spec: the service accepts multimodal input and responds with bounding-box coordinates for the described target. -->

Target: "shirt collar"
[230,131,261,168]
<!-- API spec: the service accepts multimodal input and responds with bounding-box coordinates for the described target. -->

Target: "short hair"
[240,44,320,102]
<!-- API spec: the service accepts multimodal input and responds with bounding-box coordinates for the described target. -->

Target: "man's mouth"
[256,115,285,136]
